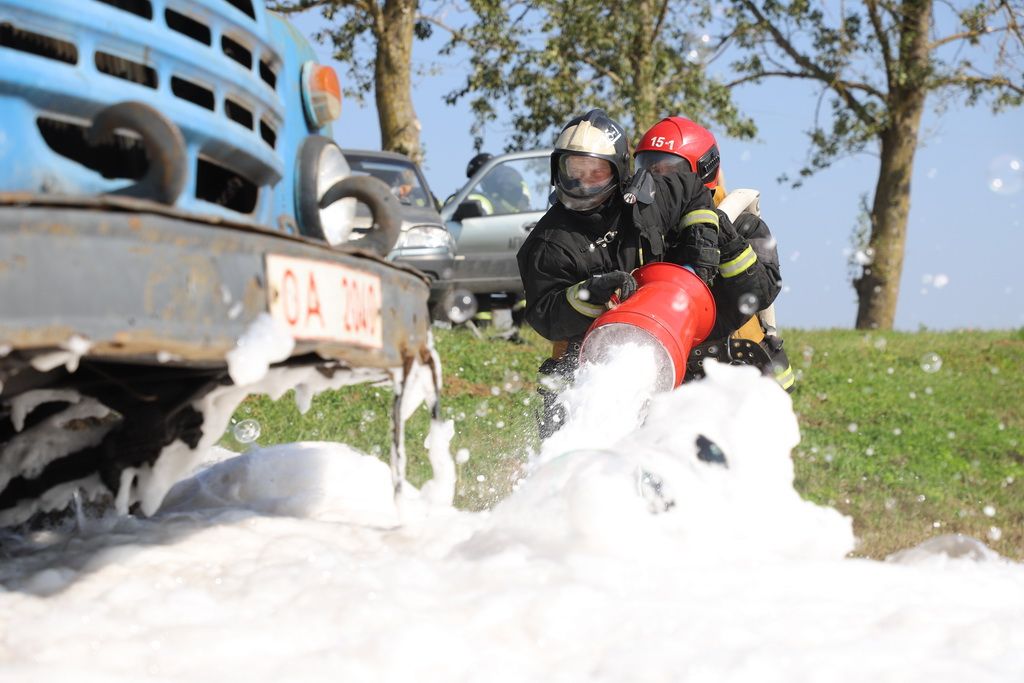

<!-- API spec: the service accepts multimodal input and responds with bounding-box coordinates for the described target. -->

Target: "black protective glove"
[676,224,720,286]
[581,270,638,305]
[718,212,749,263]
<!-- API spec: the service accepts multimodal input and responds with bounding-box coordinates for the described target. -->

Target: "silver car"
[342,149,455,310]
[440,150,553,313]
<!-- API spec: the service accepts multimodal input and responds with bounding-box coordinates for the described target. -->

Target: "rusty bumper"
[0,198,431,370]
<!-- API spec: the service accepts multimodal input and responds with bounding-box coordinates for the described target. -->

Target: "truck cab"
[0,0,433,525]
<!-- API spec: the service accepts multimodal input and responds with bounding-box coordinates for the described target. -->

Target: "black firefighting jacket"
[517,168,777,345]
[701,211,782,340]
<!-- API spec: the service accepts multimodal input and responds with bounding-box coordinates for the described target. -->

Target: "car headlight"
[295,136,357,244]
[395,225,454,253]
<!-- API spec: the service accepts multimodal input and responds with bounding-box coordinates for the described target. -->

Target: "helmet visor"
[556,154,617,211]
[635,150,693,177]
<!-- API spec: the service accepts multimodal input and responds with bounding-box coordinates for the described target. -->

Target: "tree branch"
[267,0,333,12]
[652,0,671,40]
[864,0,894,89]
[726,70,823,88]
[736,0,879,126]
[999,0,1024,45]
[933,72,1024,96]
[930,26,1007,50]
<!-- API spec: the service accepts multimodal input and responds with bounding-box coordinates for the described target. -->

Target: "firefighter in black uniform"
[635,115,794,392]
[517,109,770,437]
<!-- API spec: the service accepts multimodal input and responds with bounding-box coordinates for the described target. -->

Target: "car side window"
[468,159,551,217]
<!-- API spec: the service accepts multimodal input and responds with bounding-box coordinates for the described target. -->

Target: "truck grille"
[36,117,148,180]
[0,21,77,64]
[96,0,256,22]
[1,0,285,218]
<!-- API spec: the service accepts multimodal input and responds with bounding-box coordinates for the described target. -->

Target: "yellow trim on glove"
[720,245,757,278]
[566,282,605,318]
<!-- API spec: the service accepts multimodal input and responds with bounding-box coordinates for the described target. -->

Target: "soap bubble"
[738,293,760,316]
[503,370,524,393]
[852,248,875,265]
[445,289,478,324]
[920,352,942,373]
[987,154,1023,195]
[233,419,261,444]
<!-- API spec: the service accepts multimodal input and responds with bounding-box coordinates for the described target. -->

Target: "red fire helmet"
[635,116,721,189]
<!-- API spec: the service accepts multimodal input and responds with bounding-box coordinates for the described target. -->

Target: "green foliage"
[446,0,755,149]
[271,0,446,104]
[727,0,1024,183]
[272,1,382,100]
[225,327,1024,560]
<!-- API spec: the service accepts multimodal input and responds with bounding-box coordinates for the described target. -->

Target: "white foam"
[0,363,1021,681]
[225,313,296,387]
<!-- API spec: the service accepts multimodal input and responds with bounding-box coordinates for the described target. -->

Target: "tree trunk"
[853,0,930,330]
[374,0,421,162]
[854,112,922,329]
[628,0,659,134]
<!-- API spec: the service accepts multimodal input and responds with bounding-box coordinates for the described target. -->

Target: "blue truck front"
[0,0,432,525]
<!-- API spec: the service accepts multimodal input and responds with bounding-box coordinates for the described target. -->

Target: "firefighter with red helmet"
[517,108,736,437]
[635,115,795,392]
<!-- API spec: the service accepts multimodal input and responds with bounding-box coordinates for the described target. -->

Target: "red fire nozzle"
[578,262,716,390]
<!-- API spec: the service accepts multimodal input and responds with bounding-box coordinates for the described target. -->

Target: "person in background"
[465,152,492,180]
[445,152,493,206]
[463,163,531,216]
[391,168,429,207]
[517,108,734,437]
[634,115,794,392]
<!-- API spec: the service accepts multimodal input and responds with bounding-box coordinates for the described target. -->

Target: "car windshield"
[344,155,433,213]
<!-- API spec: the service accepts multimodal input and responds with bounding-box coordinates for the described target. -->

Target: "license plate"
[265,253,383,348]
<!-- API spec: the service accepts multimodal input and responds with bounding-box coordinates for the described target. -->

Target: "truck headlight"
[295,136,357,243]
[300,62,342,128]
[395,225,454,253]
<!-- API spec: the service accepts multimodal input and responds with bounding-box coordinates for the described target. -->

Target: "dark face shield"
[636,145,720,187]
[555,154,617,211]
[635,150,691,177]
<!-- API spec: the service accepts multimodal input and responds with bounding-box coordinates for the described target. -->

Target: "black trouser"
[535,344,579,439]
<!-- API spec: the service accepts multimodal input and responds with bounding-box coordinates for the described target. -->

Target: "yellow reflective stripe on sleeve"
[774,363,795,391]
[719,245,757,278]
[566,282,605,318]
[681,209,720,229]
[467,193,494,215]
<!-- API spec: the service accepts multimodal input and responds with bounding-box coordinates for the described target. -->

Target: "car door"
[443,153,551,296]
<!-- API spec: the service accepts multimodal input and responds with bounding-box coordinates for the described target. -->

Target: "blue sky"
[293,12,1023,331]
